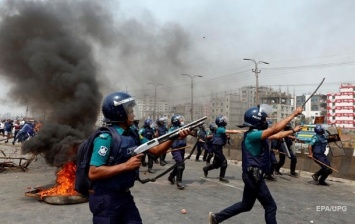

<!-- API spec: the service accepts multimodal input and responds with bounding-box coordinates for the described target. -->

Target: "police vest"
[206,131,214,146]
[141,127,154,140]
[280,137,292,152]
[93,129,140,191]
[312,134,327,155]
[170,126,186,148]
[198,129,207,141]
[241,131,271,173]
[157,126,168,136]
[213,127,227,146]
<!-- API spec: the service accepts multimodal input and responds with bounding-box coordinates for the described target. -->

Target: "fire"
[39,161,80,198]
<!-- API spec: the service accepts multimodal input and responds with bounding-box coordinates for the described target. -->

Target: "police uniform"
[139,125,156,173]
[274,137,298,176]
[196,127,208,161]
[211,129,277,224]
[156,124,168,166]
[203,126,229,182]
[309,133,332,185]
[203,129,214,163]
[89,125,143,224]
[167,125,186,189]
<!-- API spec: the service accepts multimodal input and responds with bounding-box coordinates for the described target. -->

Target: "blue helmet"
[314,125,324,134]
[102,92,136,123]
[209,123,217,132]
[171,114,184,127]
[156,117,167,126]
[144,118,153,128]
[242,104,273,130]
[215,116,227,127]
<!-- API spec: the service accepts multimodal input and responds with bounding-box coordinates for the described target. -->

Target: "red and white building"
[327,83,355,129]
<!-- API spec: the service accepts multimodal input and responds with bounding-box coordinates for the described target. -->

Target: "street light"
[243,58,269,105]
[147,82,163,121]
[181,74,203,122]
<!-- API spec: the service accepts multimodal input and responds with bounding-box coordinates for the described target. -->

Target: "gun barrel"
[132,116,207,155]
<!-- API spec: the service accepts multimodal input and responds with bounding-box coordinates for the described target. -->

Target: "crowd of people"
[0,119,40,145]
[2,91,335,224]
[83,91,338,224]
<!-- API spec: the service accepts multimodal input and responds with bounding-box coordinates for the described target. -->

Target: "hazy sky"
[1,0,355,116]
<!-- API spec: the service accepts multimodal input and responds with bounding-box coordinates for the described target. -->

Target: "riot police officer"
[139,118,156,173]
[167,114,187,190]
[195,125,208,161]
[308,125,336,186]
[274,123,299,177]
[88,92,190,223]
[203,116,244,183]
[203,123,216,164]
[155,117,168,166]
[208,105,303,224]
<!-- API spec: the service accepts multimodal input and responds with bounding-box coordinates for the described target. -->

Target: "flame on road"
[39,162,79,198]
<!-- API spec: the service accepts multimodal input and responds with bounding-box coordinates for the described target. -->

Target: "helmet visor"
[259,104,274,116]
[118,97,136,121]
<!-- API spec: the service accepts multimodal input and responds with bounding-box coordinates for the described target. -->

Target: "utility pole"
[147,83,163,121]
[181,74,203,122]
[243,59,269,105]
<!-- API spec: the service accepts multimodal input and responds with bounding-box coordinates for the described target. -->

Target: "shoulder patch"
[99,133,109,139]
[98,146,109,156]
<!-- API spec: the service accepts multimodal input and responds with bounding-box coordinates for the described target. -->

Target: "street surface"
[0,143,354,224]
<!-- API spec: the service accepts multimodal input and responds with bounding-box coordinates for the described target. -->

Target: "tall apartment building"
[239,86,273,108]
[135,95,172,121]
[260,91,294,123]
[296,94,327,121]
[327,83,355,129]
[209,93,247,128]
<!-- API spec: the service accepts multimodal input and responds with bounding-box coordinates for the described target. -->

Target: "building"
[260,91,294,123]
[209,93,247,127]
[327,83,355,129]
[135,95,172,121]
[296,94,327,123]
[239,85,273,108]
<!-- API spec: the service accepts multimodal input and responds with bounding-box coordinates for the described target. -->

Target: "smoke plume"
[0,0,199,166]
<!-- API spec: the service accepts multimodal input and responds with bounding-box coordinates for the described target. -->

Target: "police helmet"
[102,92,136,123]
[209,123,217,132]
[242,104,274,130]
[215,116,228,127]
[314,125,324,134]
[171,114,184,127]
[144,118,153,128]
[156,117,167,126]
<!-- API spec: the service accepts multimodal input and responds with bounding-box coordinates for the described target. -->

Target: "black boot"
[148,155,154,172]
[168,173,175,184]
[176,168,185,190]
[219,165,229,183]
[203,165,209,177]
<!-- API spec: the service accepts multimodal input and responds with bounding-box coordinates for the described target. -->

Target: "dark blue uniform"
[309,134,332,185]
[196,127,208,161]
[157,125,168,165]
[167,125,186,189]
[203,126,229,182]
[212,129,277,224]
[89,125,142,224]
[274,137,298,175]
[139,126,156,172]
[203,129,214,163]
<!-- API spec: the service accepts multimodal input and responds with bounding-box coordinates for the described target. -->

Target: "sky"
[1,0,355,116]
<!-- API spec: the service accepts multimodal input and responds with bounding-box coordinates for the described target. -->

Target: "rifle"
[132,116,207,156]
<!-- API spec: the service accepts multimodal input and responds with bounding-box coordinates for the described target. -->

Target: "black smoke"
[0,0,108,166]
[0,0,199,166]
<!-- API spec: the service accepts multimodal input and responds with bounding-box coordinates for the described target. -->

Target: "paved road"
[1,143,354,224]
